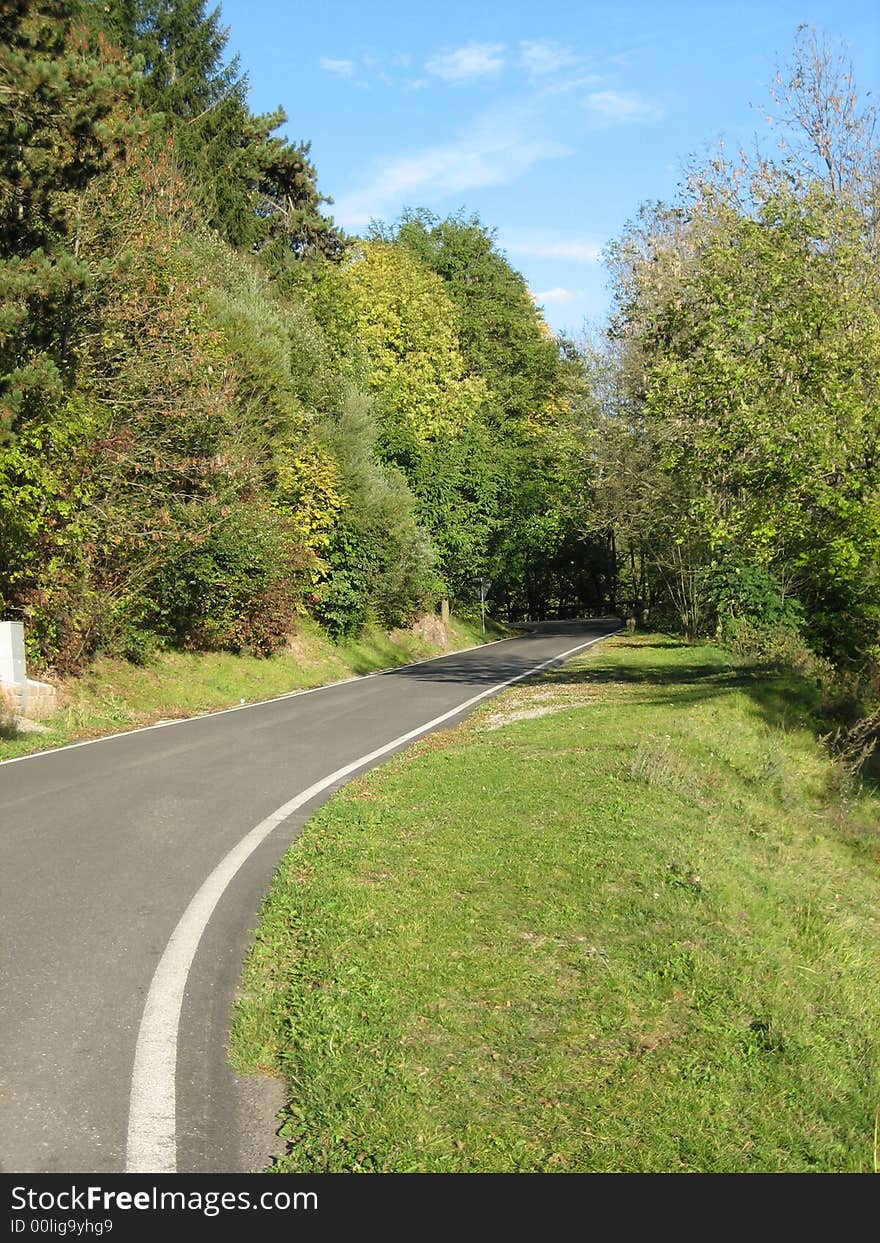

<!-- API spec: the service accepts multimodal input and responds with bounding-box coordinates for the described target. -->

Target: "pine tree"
[0,0,134,439]
[92,0,345,257]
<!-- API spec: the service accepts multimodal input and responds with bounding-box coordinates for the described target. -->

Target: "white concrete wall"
[0,621,27,689]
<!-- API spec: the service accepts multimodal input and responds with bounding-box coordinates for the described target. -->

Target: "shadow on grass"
[612,639,683,650]
[383,627,823,741]
[545,638,880,847]
[540,635,829,739]
[384,626,878,801]
[557,640,880,797]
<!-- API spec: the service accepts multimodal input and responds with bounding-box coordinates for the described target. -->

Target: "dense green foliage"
[593,30,879,696]
[604,175,879,665]
[0,0,583,673]
[86,0,345,259]
[379,211,602,616]
[0,0,136,442]
[1,11,876,708]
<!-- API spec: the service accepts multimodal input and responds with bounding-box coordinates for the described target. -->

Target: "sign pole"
[472,576,490,635]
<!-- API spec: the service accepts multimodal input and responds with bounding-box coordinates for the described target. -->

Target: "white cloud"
[519,40,578,76]
[534,287,582,304]
[503,232,602,263]
[333,108,573,230]
[319,57,356,78]
[425,42,505,83]
[586,89,661,123]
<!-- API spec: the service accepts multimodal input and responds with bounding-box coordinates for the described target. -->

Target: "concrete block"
[0,621,57,718]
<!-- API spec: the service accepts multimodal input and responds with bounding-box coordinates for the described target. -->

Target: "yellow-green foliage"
[274,442,345,554]
[1,146,351,670]
[343,241,486,444]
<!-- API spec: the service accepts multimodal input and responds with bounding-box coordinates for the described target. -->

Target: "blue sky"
[217,0,879,335]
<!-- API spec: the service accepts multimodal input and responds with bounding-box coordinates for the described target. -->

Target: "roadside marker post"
[473,576,491,633]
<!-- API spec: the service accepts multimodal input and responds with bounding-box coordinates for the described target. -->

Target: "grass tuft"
[0,689,20,741]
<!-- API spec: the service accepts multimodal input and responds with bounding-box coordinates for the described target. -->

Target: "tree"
[603,100,880,658]
[380,211,602,612]
[341,240,491,587]
[315,394,441,637]
[383,209,559,430]
[343,240,485,456]
[91,0,345,258]
[768,25,878,239]
[0,0,135,439]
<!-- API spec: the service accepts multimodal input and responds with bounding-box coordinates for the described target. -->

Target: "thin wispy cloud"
[519,40,578,76]
[586,89,661,123]
[319,57,356,78]
[534,287,582,304]
[503,232,602,263]
[540,72,606,96]
[425,42,506,84]
[334,108,573,229]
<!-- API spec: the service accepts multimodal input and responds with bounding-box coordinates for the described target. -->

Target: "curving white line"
[125,630,620,1172]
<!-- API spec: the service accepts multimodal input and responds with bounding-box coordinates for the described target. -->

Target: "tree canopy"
[1,13,876,706]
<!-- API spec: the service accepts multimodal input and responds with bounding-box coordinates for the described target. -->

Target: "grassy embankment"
[0,614,505,762]
[231,632,880,1173]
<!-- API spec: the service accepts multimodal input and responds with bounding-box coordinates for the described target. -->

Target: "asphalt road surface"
[0,619,619,1174]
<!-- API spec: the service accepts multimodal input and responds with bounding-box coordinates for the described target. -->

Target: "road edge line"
[0,630,531,768]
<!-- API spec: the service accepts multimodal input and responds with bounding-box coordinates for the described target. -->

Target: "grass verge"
[231,632,880,1173]
[0,613,506,763]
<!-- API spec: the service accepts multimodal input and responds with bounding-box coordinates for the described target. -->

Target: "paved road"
[0,619,619,1174]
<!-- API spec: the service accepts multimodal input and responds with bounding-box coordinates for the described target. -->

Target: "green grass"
[230,633,880,1173]
[0,613,506,762]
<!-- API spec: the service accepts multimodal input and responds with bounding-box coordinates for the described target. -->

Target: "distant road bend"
[0,618,619,1174]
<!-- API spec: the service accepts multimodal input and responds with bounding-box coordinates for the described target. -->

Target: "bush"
[316,396,442,639]
[723,616,834,682]
[313,524,373,640]
[822,708,880,777]
[147,505,311,656]
[0,687,19,739]
[704,562,804,635]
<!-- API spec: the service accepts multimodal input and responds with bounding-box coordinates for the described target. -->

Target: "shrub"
[0,687,19,740]
[313,524,373,641]
[316,396,442,639]
[147,504,311,656]
[723,616,834,682]
[822,708,880,777]
[704,562,804,635]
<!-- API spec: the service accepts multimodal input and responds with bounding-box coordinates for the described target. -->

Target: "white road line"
[125,630,619,1173]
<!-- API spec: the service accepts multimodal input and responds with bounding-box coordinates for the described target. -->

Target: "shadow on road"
[381,620,621,688]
